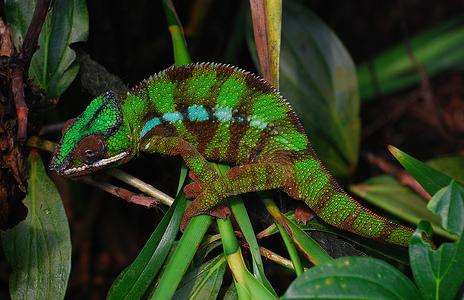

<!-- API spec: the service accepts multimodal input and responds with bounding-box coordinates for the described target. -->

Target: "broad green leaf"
[428,181,464,235]
[278,1,360,177]
[282,256,421,300]
[358,17,464,100]
[174,255,226,300]
[409,221,464,300]
[107,195,187,299]
[389,146,452,195]
[427,155,464,185]
[1,152,71,300]
[350,175,454,240]
[5,0,88,99]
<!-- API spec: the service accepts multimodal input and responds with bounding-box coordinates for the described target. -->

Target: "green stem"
[217,218,277,300]
[262,198,304,276]
[150,215,212,300]
[162,0,191,65]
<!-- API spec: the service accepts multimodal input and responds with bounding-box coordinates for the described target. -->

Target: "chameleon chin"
[50,62,414,246]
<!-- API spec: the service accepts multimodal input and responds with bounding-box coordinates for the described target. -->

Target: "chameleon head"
[50,91,136,177]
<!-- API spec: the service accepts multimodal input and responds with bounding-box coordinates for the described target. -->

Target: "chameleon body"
[50,62,413,246]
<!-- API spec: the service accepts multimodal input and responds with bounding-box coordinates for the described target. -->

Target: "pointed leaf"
[409,221,464,300]
[358,16,464,100]
[174,255,226,300]
[427,181,464,235]
[1,152,71,300]
[282,256,421,300]
[5,0,88,99]
[426,155,464,185]
[389,146,452,195]
[278,1,360,177]
[350,175,454,240]
[107,195,187,299]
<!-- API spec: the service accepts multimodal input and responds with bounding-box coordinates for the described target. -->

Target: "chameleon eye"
[85,149,96,157]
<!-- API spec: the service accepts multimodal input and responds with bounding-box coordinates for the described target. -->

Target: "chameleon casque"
[50,62,413,246]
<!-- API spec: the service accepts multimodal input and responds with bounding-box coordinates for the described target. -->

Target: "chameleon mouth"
[62,151,129,176]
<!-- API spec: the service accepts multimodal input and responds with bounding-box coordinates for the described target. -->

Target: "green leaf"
[282,256,421,300]
[426,155,464,185]
[223,282,239,300]
[409,221,464,300]
[5,0,89,99]
[174,255,226,300]
[262,197,332,266]
[427,181,464,236]
[150,214,213,300]
[350,175,454,240]
[229,198,276,294]
[389,146,452,195]
[277,0,360,177]
[358,17,464,100]
[1,151,71,300]
[107,195,187,299]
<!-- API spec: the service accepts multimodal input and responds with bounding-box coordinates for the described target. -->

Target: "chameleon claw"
[294,206,314,225]
[188,170,199,181]
[180,202,231,232]
[183,181,202,198]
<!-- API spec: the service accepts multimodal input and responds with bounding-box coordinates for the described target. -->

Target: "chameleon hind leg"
[142,136,231,223]
[182,156,294,229]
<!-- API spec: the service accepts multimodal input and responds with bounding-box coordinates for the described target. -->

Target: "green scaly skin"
[50,62,413,247]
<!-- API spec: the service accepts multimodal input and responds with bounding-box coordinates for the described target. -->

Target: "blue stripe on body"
[187,105,209,121]
[249,116,268,130]
[214,107,232,122]
[141,105,269,138]
[162,111,183,123]
[140,117,161,137]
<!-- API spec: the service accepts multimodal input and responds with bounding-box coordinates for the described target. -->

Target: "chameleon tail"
[291,154,413,247]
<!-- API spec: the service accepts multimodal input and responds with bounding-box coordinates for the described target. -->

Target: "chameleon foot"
[294,205,314,225]
[180,201,231,231]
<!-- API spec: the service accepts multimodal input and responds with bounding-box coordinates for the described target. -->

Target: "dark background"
[1,0,464,298]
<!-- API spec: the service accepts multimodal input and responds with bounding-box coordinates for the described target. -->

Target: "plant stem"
[217,218,277,300]
[149,215,212,299]
[262,197,304,275]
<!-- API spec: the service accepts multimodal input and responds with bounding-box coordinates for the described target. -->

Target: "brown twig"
[0,18,13,56]
[79,177,158,208]
[366,153,431,200]
[8,0,51,141]
[27,136,172,207]
[20,0,51,73]
[249,0,272,83]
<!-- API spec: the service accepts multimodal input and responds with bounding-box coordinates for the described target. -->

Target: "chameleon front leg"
[141,136,230,227]
[142,136,292,229]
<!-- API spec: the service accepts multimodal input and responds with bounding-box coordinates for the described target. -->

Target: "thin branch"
[259,246,302,271]
[109,169,174,206]
[8,0,51,141]
[20,0,51,73]
[27,136,175,206]
[79,177,158,208]
[366,153,431,200]
[0,18,13,56]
